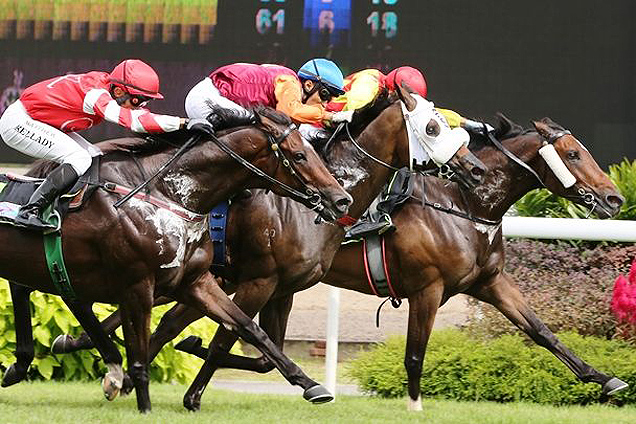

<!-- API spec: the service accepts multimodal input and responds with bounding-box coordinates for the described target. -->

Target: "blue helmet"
[297,58,345,96]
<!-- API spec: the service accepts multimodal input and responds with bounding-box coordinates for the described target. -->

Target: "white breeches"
[184,77,247,119]
[0,101,93,175]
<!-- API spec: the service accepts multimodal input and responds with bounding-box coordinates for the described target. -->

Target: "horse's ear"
[397,83,416,112]
[532,119,554,139]
[494,112,521,137]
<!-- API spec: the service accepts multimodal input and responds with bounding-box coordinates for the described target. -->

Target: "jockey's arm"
[85,88,183,133]
[273,75,331,124]
[436,107,493,133]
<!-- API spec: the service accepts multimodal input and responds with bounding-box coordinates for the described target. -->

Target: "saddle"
[0,157,101,230]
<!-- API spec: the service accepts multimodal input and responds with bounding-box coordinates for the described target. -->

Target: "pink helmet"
[109,59,164,99]
[385,66,428,98]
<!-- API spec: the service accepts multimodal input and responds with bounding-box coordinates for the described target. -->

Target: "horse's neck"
[132,133,266,214]
[327,104,404,219]
[463,135,543,220]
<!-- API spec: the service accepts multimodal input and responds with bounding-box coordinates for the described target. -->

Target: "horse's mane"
[306,88,395,153]
[468,113,566,151]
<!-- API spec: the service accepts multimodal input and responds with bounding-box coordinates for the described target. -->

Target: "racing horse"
[29,87,488,411]
[0,107,353,412]
[164,114,626,410]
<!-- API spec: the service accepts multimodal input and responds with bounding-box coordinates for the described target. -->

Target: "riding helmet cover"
[385,66,428,98]
[297,58,346,96]
[109,59,164,99]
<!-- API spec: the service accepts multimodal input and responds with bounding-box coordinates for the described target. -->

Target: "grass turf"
[0,381,635,424]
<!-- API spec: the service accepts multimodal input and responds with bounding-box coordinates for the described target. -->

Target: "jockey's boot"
[15,163,79,231]
[207,108,256,132]
[345,214,395,239]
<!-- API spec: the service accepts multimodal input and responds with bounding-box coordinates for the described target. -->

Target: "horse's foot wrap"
[407,395,423,411]
[1,363,28,387]
[303,384,333,404]
[102,363,124,401]
[603,377,629,396]
[51,334,75,354]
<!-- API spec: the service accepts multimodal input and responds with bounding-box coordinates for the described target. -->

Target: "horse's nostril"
[606,194,624,208]
[335,196,352,212]
[470,166,485,181]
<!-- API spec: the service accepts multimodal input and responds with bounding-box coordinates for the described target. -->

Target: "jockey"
[326,66,490,133]
[0,59,192,231]
[184,59,354,130]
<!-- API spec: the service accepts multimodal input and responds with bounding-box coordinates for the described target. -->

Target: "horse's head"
[254,108,352,221]
[396,86,486,189]
[530,118,624,218]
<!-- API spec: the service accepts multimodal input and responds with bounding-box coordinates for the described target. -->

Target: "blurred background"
[0,0,634,166]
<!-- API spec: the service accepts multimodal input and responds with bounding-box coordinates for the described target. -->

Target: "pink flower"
[611,260,636,325]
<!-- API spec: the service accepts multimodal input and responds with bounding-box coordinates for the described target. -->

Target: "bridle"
[483,128,599,217]
[208,123,325,213]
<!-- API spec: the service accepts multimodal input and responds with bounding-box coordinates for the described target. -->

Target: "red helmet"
[385,66,427,98]
[109,59,164,99]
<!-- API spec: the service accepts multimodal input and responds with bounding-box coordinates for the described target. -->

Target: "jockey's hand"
[331,110,355,123]
[462,119,494,135]
[186,118,215,136]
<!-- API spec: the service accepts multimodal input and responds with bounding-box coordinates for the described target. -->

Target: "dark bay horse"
[0,108,352,412]
[36,88,488,411]
[165,114,626,410]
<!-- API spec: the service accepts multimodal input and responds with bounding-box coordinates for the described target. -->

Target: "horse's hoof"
[1,363,27,387]
[120,374,134,396]
[603,377,629,396]
[174,336,203,354]
[183,395,201,412]
[102,376,120,401]
[51,334,75,354]
[303,384,333,404]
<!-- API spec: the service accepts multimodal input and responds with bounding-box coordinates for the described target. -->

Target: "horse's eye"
[293,152,307,162]
[426,120,440,137]
[566,150,580,161]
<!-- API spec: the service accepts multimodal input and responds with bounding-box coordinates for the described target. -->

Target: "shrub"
[0,279,235,382]
[612,261,636,343]
[349,329,636,405]
[515,158,636,220]
[464,240,636,339]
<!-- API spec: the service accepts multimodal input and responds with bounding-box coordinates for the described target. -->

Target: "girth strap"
[363,235,398,299]
[209,200,230,274]
[42,205,75,300]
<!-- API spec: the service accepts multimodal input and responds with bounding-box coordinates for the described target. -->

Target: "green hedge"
[0,279,234,382]
[349,329,636,405]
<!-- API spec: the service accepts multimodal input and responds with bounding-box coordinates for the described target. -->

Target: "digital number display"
[255,0,287,36]
[302,0,352,47]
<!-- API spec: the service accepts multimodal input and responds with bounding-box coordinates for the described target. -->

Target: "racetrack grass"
[1,382,635,424]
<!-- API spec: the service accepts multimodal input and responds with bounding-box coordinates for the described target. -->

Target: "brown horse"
[33,88,488,411]
[0,108,353,412]
[155,114,627,410]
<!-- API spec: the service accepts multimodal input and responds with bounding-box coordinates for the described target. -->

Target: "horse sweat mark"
[474,222,502,245]
[164,172,200,208]
[473,170,508,212]
[128,198,207,268]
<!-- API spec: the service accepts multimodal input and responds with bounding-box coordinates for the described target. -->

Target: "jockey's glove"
[462,119,494,135]
[331,110,355,123]
[186,118,216,136]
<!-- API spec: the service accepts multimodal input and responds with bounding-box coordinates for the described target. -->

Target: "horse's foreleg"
[62,299,124,401]
[1,282,35,387]
[404,283,443,411]
[176,273,332,412]
[119,283,154,413]
[471,271,628,396]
